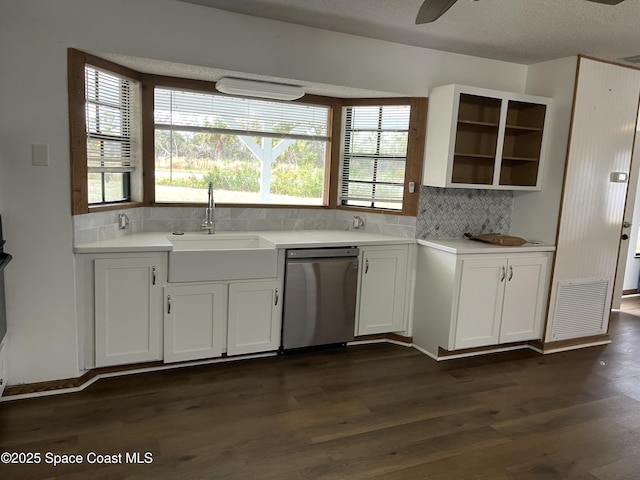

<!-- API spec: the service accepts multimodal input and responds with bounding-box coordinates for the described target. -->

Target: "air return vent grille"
[551,279,609,341]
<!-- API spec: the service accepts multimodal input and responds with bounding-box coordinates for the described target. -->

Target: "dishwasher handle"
[287,247,359,259]
[286,256,360,269]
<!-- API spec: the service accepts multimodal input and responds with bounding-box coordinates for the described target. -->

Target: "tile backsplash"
[417,186,514,239]
[73,207,145,245]
[72,187,514,244]
[73,207,417,244]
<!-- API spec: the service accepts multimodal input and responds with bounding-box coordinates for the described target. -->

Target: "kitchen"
[1,0,640,476]
[0,0,575,390]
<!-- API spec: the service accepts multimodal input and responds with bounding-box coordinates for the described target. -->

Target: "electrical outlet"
[353,216,366,230]
[118,213,130,230]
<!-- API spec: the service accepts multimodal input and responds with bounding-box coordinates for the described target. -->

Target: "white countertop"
[417,238,555,254]
[258,230,414,249]
[74,232,175,253]
[74,230,415,254]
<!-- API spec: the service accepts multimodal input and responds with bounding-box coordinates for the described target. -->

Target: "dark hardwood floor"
[2,302,640,479]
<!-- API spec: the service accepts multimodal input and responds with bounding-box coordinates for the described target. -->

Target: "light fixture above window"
[215,77,304,101]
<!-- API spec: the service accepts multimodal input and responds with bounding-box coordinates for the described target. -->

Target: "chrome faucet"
[201,181,215,234]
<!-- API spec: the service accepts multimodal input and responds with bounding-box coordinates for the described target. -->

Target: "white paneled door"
[546,57,640,342]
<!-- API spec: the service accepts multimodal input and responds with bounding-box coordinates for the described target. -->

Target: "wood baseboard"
[532,334,611,353]
[3,361,163,397]
[623,289,638,296]
[437,341,530,358]
[353,333,412,344]
[434,334,610,359]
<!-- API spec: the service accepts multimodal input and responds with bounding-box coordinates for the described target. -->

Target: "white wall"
[0,0,531,385]
[510,57,577,244]
[0,5,81,385]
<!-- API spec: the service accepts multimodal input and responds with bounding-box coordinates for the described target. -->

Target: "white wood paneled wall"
[546,57,640,342]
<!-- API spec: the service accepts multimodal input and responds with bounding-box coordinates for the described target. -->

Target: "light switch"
[610,171,628,183]
[32,144,49,167]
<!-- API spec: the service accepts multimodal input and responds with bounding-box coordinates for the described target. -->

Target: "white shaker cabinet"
[163,284,227,363]
[454,257,505,349]
[454,255,548,349]
[164,279,281,362]
[357,246,409,335]
[94,257,163,367]
[413,242,552,357]
[498,256,549,344]
[227,280,282,355]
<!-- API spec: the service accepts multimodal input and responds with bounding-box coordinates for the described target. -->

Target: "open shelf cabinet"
[423,85,550,190]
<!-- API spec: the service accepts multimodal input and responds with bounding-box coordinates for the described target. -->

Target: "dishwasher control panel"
[286,247,359,259]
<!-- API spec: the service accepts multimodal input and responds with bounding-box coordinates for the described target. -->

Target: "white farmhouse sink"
[168,234,277,282]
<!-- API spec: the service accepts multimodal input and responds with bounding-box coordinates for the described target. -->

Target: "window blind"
[154,88,329,141]
[340,105,410,209]
[85,66,140,173]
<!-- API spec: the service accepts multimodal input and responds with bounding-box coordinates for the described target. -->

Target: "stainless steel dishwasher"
[281,247,359,351]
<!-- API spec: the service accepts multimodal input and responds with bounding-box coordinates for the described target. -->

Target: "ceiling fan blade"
[416,0,459,24]
[584,0,625,4]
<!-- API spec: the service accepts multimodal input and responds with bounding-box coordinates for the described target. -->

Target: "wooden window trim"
[68,48,89,215]
[337,97,426,217]
[144,75,339,209]
[68,48,143,215]
[70,50,425,216]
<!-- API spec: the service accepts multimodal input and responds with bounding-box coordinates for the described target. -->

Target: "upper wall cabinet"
[423,84,551,190]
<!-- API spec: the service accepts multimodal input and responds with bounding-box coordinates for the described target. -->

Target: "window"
[153,87,330,205]
[84,66,141,204]
[340,104,411,210]
[69,49,425,216]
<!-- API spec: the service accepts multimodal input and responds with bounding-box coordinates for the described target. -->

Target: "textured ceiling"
[176,0,640,66]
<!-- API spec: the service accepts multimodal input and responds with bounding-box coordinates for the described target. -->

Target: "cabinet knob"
[622,234,630,240]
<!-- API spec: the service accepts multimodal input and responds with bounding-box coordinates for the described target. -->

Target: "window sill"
[86,201,145,214]
[337,205,412,217]
[152,202,330,209]
[80,203,416,216]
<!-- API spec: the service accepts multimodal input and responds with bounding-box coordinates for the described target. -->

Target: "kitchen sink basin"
[168,234,277,282]
[170,235,273,251]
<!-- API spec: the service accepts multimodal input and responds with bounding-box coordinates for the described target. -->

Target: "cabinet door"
[357,247,408,335]
[95,257,162,367]
[164,284,227,363]
[500,256,548,343]
[227,281,281,355]
[454,257,505,349]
